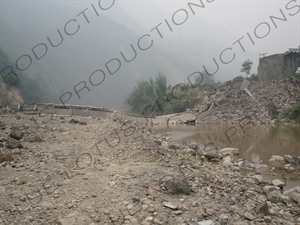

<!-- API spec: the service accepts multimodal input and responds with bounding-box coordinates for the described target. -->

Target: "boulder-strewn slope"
[192,76,300,124]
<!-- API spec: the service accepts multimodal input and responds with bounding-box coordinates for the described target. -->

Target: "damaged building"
[258,46,300,82]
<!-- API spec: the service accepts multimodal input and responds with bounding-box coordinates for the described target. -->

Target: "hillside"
[0,48,53,105]
[191,76,300,124]
[0,83,23,105]
[0,1,251,109]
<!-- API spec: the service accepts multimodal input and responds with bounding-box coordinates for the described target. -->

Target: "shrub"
[281,102,300,123]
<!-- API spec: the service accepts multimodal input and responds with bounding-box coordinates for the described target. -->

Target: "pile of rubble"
[192,76,300,124]
[0,113,300,224]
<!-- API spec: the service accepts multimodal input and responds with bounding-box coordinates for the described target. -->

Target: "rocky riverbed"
[0,113,300,225]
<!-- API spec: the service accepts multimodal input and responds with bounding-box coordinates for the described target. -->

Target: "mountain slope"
[0,1,249,109]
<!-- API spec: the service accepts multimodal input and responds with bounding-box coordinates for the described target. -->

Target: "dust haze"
[1,0,299,109]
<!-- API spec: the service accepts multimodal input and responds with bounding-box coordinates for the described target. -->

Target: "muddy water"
[153,124,300,189]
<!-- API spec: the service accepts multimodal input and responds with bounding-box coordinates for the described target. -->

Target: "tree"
[154,72,167,97]
[241,60,253,77]
[125,72,168,114]
[195,70,215,86]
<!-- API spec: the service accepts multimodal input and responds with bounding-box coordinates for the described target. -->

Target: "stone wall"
[258,48,300,82]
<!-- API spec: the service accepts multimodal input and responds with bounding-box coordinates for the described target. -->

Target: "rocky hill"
[0,83,23,105]
[192,76,300,124]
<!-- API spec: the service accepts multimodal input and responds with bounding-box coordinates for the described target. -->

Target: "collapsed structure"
[258,46,300,82]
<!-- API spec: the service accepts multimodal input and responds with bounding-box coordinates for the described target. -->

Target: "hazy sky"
[2,0,298,55]
[1,0,299,78]
[0,0,299,108]
[115,0,300,77]
[114,0,300,74]
[155,0,300,55]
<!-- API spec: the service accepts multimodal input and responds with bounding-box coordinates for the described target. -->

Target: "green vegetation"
[294,59,300,78]
[281,102,300,123]
[240,59,253,78]
[0,48,52,104]
[125,71,215,115]
[246,74,258,82]
[269,105,280,120]
[269,102,300,123]
[295,73,300,79]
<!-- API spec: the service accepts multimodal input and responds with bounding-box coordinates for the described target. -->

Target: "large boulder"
[6,138,22,149]
[218,148,239,157]
[160,178,190,195]
[283,155,295,164]
[271,179,285,189]
[284,186,300,205]
[222,156,233,168]
[238,160,254,169]
[269,155,284,162]
[292,155,300,164]
[188,142,198,150]
[10,129,24,140]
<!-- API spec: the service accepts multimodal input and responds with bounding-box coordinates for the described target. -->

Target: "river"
[153,124,300,189]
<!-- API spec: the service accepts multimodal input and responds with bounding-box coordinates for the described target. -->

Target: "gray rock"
[197,149,207,157]
[256,202,269,216]
[252,175,263,183]
[168,144,177,150]
[238,160,254,169]
[264,216,272,223]
[187,149,196,156]
[284,186,300,204]
[189,142,198,150]
[205,208,214,216]
[219,213,230,225]
[222,156,233,168]
[292,155,300,164]
[166,137,172,141]
[284,164,295,172]
[0,122,5,130]
[263,185,277,195]
[290,193,300,205]
[198,220,214,225]
[218,148,239,156]
[205,148,219,160]
[7,138,21,149]
[267,190,284,203]
[269,155,284,162]
[232,222,248,225]
[161,141,168,148]
[160,179,190,195]
[176,144,185,150]
[1,152,12,162]
[244,212,255,221]
[10,129,24,140]
[163,202,177,210]
[0,153,3,163]
[146,140,159,147]
[57,215,90,225]
[70,118,79,124]
[271,179,285,188]
[31,136,43,143]
[283,155,295,163]
[283,186,300,196]
[154,140,161,145]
